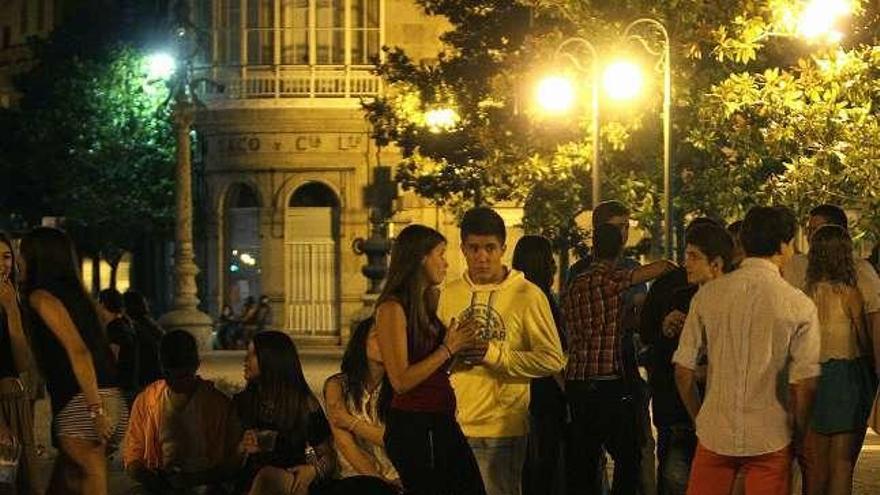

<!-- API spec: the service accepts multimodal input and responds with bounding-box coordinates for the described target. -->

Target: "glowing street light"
[537,38,602,207]
[536,75,577,114]
[146,52,176,81]
[603,60,644,101]
[424,107,459,133]
[797,0,851,41]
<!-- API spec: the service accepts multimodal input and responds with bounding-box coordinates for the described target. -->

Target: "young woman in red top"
[376,224,485,495]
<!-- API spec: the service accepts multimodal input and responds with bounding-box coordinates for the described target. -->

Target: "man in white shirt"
[782,203,880,376]
[674,206,821,495]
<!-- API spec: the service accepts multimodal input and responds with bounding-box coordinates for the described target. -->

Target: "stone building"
[0,0,526,346]
[188,0,524,345]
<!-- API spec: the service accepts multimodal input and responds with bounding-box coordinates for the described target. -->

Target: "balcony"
[193,65,381,104]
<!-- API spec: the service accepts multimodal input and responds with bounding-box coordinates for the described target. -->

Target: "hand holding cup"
[443,317,478,355]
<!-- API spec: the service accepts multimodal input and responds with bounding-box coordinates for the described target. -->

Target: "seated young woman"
[324,318,400,494]
[234,330,336,495]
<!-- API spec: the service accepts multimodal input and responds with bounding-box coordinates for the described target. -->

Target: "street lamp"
[150,9,214,350]
[619,18,674,259]
[537,37,601,208]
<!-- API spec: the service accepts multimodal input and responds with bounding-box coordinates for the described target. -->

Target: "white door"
[284,207,338,335]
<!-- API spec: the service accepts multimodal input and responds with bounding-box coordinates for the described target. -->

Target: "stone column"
[159,99,214,351]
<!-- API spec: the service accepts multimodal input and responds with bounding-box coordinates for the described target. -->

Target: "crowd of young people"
[1,199,878,495]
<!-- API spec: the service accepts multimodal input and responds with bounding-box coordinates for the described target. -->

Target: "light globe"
[536,75,576,114]
[603,60,644,101]
[424,107,459,133]
[146,53,176,81]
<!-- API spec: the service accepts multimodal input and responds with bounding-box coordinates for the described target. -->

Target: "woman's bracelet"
[439,343,453,359]
[88,402,106,419]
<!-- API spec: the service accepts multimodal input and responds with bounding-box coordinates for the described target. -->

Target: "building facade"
[190,0,523,344]
[0,0,527,345]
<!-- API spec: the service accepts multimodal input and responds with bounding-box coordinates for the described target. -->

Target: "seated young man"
[124,330,242,494]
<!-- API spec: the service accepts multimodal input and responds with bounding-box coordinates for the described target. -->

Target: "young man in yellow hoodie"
[437,207,566,495]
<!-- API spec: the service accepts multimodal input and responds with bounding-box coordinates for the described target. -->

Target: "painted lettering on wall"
[209,133,367,156]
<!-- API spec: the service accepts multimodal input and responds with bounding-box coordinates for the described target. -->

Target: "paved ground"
[27,350,880,494]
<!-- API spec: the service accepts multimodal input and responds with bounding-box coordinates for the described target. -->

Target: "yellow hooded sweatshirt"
[437,268,566,438]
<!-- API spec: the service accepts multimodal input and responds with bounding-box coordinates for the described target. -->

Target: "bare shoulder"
[376,299,405,318]
[28,289,61,311]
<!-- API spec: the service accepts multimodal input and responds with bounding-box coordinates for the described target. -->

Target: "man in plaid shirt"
[563,223,675,494]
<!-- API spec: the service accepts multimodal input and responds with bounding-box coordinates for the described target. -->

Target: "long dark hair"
[378,224,447,358]
[512,235,555,292]
[247,330,316,430]
[807,225,857,291]
[512,235,566,350]
[19,228,113,370]
[341,317,391,421]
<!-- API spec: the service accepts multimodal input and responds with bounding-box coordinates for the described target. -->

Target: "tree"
[367,0,880,250]
[686,48,880,239]
[0,6,175,286]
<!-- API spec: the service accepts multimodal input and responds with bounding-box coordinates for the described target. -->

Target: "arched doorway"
[285,182,340,336]
[225,184,261,314]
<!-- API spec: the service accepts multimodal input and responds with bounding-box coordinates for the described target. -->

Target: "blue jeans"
[468,435,528,495]
[656,426,697,495]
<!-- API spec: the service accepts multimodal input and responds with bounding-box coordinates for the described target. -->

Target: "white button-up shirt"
[783,252,880,314]
[673,258,821,457]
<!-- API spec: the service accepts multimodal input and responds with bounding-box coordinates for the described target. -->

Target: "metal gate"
[284,207,338,335]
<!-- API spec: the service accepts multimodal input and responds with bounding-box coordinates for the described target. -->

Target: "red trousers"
[686,442,792,495]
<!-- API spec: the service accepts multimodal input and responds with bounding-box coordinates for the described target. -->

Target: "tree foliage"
[367,0,880,248]
[0,10,175,264]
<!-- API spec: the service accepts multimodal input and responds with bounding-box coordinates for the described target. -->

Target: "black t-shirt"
[233,386,332,489]
[106,317,139,393]
[0,308,19,379]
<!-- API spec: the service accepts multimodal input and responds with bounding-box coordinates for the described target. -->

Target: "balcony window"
[207,0,382,67]
[351,0,380,65]
[281,0,309,64]
[217,0,242,65]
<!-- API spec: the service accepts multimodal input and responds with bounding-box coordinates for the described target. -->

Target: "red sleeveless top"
[389,319,456,415]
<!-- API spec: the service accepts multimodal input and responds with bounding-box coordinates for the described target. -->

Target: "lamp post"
[622,18,673,259]
[154,7,213,350]
[538,38,601,208]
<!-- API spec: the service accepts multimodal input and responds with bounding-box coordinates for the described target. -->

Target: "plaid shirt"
[562,261,634,380]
